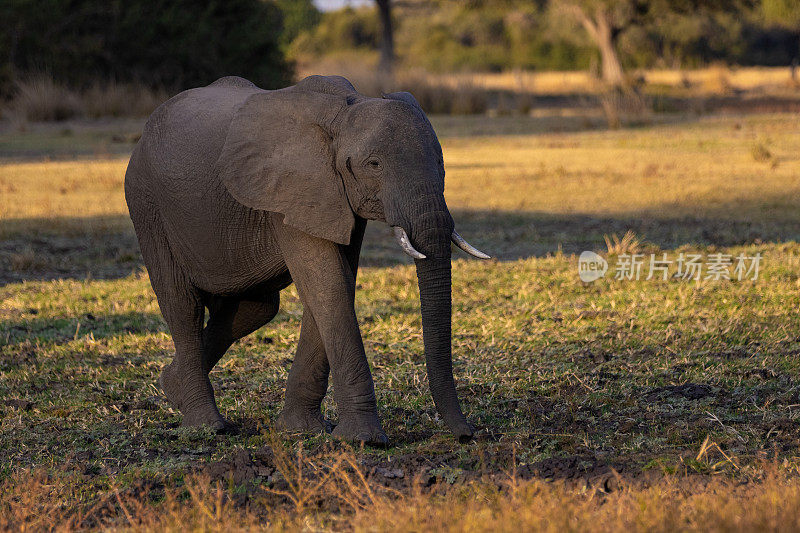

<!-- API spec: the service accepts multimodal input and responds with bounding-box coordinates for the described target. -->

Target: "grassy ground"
[443,66,800,95]
[1,111,800,530]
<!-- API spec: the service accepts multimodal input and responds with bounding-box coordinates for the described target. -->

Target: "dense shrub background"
[0,0,294,95]
[290,1,800,73]
[1,0,798,102]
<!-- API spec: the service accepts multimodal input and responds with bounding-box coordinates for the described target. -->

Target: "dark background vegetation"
[0,0,296,95]
[292,0,800,73]
[1,0,799,98]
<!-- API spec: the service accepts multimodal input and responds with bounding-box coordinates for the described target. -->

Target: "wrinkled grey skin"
[124,75,473,444]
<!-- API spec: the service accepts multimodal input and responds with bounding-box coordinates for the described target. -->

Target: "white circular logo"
[578,251,608,282]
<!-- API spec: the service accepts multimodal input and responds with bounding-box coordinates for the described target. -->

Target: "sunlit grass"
[0,158,130,236]
[2,114,799,233]
[301,62,800,97]
[5,456,800,531]
[440,114,800,220]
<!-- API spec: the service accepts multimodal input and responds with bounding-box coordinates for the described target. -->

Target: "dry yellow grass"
[302,63,799,96]
[3,453,800,532]
[5,76,166,122]
[0,159,126,219]
[0,158,130,237]
[2,113,798,237]
[441,114,800,222]
[442,66,799,95]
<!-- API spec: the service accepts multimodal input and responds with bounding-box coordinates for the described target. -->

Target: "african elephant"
[124,75,489,444]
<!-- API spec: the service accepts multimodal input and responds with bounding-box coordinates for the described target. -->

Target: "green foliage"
[274,0,321,50]
[761,0,800,26]
[290,6,381,58]
[292,0,799,72]
[0,0,292,95]
[293,2,596,72]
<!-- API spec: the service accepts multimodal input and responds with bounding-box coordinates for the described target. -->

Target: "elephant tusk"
[393,226,426,259]
[451,230,491,259]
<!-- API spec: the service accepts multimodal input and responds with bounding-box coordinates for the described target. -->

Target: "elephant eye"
[366,158,382,171]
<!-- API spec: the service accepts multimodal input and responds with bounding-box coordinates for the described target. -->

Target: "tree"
[376,0,395,76]
[558,0,754,88]
[558,1,647,87]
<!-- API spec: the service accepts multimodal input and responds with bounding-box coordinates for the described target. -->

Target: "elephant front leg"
[275,221,386,445]
[276,310,332,433]
[278,217,366,435]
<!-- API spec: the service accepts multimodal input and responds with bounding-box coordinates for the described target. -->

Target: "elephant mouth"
[392,226,490,260]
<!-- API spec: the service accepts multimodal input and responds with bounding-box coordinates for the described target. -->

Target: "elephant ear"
[295,75,358,97]
[217,90,355,245]
[382,91,422,110]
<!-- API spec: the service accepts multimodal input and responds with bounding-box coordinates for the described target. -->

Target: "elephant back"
[136,80,265,200]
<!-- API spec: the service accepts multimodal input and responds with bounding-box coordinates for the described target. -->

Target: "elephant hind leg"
[201,293,280,374]
[149,273,228,431]
[277,309,331,433]
[131,209,228,432]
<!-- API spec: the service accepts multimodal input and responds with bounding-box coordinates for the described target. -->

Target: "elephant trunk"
[415,256,472,441]
[403,197,472,441]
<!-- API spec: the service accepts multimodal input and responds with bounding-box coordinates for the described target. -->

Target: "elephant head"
[218,75,488,441]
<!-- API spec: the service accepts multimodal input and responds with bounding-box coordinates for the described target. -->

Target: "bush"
[0,0,291,95]
[5,75,167,122]
[303,64,491,115]
[82,81,167,119]
[751,142,773,162]
[8,76,83,122]
[292,3,600,74]
[389,74,486,115]
[290,6,381,59]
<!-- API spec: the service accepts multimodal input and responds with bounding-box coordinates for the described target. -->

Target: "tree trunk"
[571,5,626,88]
[376,0,394,78]
[594,11,625,87]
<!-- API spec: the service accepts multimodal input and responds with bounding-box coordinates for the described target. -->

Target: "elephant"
[124,74,489,444]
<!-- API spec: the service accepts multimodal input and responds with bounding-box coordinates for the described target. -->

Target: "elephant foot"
[331,414,388,446]
[275,407,331,434]
[447,418,475,443]
[158,363,233,434]
[180,411,238,434]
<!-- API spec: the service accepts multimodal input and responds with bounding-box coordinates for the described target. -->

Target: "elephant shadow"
[361,204,800,267]
[3,204,799,283]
